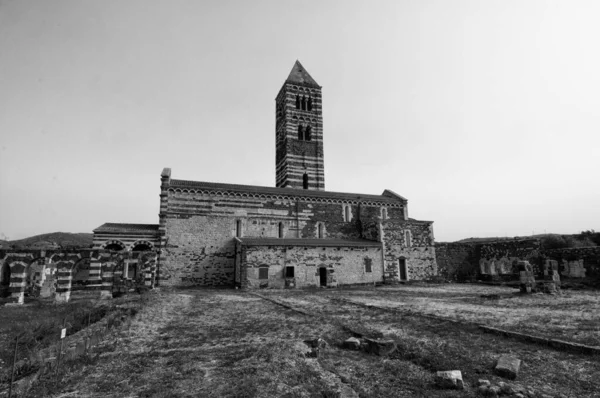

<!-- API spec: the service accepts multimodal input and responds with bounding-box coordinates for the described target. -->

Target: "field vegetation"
[2,284,596,398]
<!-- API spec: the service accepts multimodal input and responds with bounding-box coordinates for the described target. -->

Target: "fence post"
[8,335,18,398]
[55,316,66,383]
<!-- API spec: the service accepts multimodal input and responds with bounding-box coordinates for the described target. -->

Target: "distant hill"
[2,232,93,250]
[452,231,599,248]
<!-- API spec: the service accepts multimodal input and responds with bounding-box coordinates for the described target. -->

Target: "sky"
[1,0,599,242]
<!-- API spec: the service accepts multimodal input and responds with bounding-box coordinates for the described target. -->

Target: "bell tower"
[275,61,325,190]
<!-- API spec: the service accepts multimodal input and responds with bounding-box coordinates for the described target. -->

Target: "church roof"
[169,179,407,206]
[285,60,320,88]
[93,223,160,233]
[238,238,382,247]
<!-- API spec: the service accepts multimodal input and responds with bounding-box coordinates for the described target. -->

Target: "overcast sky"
[1,0,599,242]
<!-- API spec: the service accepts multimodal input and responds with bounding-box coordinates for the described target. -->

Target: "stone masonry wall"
[241,245,383,289]
[161,190,404,286]
[381,220,437,281]
[435,240,600,281]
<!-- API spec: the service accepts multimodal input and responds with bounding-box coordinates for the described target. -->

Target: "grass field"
[3,284,599,397]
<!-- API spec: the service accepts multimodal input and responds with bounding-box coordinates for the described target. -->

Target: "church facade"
[94,61,438,288]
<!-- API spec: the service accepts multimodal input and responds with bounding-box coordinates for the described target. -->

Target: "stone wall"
[161,186,437,287]
[381,220,437,280]
[435,240,600,281]
[239,244,383,289]
[0,249,157,304]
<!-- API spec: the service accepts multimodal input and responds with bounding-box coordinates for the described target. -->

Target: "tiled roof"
[169,179,405,205]
[238,238,382,247]
[93,223,160,233]
[285,60,320,88]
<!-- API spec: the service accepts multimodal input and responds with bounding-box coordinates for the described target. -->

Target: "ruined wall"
[478,239,542,276]
[0,249,157,304]
[435,240,600,281]
[240,245,383,289]
[543,246,600,279]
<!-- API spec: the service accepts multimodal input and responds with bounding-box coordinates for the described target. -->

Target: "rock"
[498,381,513,395]
[338,373,351,384]
[343,337,361,350]
[477,379,491,387]
[303,338,327,358]
[495,355,521,380]
[477,385,489,396]
[487,385,501,397]
[435,370,464,390]
[362,338,397,356]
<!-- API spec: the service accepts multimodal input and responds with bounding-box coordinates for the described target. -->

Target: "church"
[93,61,438,288]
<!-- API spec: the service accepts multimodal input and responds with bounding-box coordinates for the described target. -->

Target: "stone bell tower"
[275,61,325,190]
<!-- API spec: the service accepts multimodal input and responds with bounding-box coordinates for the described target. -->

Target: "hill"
[3,232,93,250]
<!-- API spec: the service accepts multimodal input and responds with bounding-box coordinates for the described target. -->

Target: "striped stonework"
[275,61,325,191]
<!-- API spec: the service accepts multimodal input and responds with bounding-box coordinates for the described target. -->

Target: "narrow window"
[399,259,408,280]
[307,97,313,111]
[405,230,412,247]
[381,207,387,220]
[295,95,300,109]
[303,173,309,189]
[285,266,295,278]
[301,96,307,111]
[298,124,304,140]
[236,220,242,238]
[344,206,351,222]
[259,266,268,280]
[365,262,372,273]
[318,223,324,238]
[305,126,312,141]
[278,222,284,238]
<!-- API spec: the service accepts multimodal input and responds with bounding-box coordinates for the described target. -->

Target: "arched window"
[405,230,412,247]
[303,173,309,189]
[344,205,351,222]
[381,207,387,220]
[318,223,324,239]
[278,222,284,238]
[301,96,307,111]
[236,220,242,238]
[295,95,300,109]
[298,124,304,140]
[307,97,313,111]
[305,126,312,141]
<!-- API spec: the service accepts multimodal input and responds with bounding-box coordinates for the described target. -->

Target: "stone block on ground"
[362,338,397,356]
[435,370,464,389]
[343,337,361,350]
[495,355,521,380]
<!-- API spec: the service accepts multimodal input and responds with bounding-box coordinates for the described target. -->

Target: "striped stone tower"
[275,61,325,190]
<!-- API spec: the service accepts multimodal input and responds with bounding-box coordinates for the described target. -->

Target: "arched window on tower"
[236,220,242,238]
[405,230,412,247]
[305,126,312,141]
[307,97,313,111]
[303,173,309,189]
[318,223,324,239]
[295,95,300,109]
[301,96,307,111]
[344,205,351,222]
[298,124,304,140]
[278,222,284,238]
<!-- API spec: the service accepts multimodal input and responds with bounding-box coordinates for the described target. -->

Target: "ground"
[3,284,600,397]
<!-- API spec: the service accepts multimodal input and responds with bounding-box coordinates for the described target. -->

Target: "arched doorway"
[0,263,10,298]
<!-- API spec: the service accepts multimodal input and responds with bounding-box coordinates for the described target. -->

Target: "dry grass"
[12,285,600,398]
